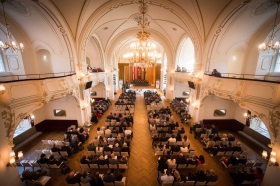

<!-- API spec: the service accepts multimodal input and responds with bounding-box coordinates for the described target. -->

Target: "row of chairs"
[18,159,63,171]
[88,151,129,157]
[166,163,206,170]
[80,163,128,172]
[34,149,69,159]
[155,150,196,157]
[169,180,218,186]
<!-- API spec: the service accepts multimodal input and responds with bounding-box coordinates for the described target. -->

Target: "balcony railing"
[204,72,280,83]
[0,71,76,83]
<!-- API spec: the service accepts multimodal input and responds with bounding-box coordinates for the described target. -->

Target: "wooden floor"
[18,88,267,186]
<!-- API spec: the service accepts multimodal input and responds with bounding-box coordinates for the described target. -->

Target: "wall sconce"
[30,114,35,120]
[18,151,23,159]
[0,84,6,95]
[170,88,174,92]
[263,150,279,166]
[262,150,268,159]
[7,150,23,167]
[185,98,190,104]
[90,98,95,103]
[243,112,248,118]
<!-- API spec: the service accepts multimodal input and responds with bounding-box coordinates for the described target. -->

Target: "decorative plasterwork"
[269,106,280,143]
[1,107,15,146]
[200,75,280,142]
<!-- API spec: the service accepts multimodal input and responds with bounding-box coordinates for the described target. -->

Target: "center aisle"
[126,93,158,186]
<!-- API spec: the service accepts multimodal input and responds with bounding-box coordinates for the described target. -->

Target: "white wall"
[90,82,106,98]
[173,82,190,98]
[234,106,247,125]
[199,96,241,121]
[33,95,82,125]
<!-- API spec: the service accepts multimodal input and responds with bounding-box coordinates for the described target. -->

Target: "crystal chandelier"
[258,1,280,52]
[0,0,24,53]
[123,0,162,67]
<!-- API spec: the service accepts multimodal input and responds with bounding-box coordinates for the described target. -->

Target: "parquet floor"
[18,87,267,186]
[126,93,158,186]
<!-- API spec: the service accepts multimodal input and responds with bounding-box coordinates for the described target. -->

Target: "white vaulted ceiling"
[0,0,279,72]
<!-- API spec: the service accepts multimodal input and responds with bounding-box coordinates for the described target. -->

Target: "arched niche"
[177,37,195,72]
[86,37,104,70]
[36,49,53,74]
[173,82,190,99]
[90,82,106,99]
[32,95,81,125]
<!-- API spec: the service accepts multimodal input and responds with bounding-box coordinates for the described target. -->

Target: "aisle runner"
[126,94,158,186]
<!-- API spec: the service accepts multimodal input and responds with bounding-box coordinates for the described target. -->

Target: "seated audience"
[103,169,116,183]
[80,171,91,184]
[66,171,82,185]
[22,169,47,181]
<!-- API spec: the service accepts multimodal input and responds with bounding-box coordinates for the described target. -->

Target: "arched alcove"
[36,49,53,74]
[32,95,81,125]
[90,82,106,99]
[177,37,195,72]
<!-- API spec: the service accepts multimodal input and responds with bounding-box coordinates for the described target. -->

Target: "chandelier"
[258,1,280,52]
[0,0,24,53]
[123,0,162,67]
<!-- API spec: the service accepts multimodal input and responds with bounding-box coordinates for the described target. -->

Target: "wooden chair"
[114,177,126,186]
[184,181,195,185]
[33,176,51,185]
[121,152,129,157]
[206,181,218,185]
[103,182,114,186]
[99,164,109,169]
[195,181,206,185]
[88,151,96,156]
[177,164,187,169]
[119,164,128,170]
[80,163,89,172]
[89,164,99,170]
[60,151,69,157]
[216,151,225,156]
[109,164,118,169]
[224,151,233,157]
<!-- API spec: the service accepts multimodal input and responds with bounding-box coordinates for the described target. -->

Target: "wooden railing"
[0,71,76,83]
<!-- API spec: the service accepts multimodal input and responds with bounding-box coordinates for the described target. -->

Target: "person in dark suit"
[37,153,49,164]
[158,156,168,173]
[97,155,109,165]
[205,169,218,182]
[66,171,81,185]
[103,169,116,183]
[80,155,89,164]
[176,153,187,165]
[119,156,128,164]
[22,169,47,181]
[51,144,61,154]
[61,142,73,157]
[121,143,130,155]
[87,142,96,151]
[48,154,64,166]
[171,144,180,153]
[103,145,113,153]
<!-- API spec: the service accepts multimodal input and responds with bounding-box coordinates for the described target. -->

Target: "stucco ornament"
[1,107,15,145]
[268,106,280,143]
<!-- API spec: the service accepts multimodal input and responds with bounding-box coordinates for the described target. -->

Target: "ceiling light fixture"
[0,0,24,53]
[258,1,280,52]
[123,0,162,67]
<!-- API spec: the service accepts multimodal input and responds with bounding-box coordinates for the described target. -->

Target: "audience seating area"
[131,79,149,86]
